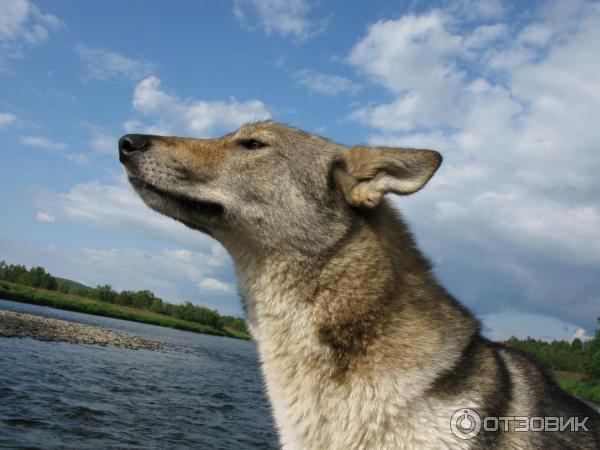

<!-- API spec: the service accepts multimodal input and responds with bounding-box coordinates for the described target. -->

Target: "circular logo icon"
[450,408,482,440]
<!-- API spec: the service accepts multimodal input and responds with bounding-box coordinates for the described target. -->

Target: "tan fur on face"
[122,121,599,450]
[157,135,232,176]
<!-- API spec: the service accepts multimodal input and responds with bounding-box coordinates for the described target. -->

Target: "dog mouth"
[133,179,225,216]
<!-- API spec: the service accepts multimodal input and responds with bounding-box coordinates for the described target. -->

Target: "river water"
[0,299,278,449]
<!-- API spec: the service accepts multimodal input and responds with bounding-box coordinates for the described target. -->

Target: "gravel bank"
[0,310,164,350]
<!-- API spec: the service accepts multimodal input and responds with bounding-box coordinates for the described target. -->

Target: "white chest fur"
[237,261,475,450]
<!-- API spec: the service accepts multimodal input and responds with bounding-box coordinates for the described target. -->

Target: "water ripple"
[0,299,277,449]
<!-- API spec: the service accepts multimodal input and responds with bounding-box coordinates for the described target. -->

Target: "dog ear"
[335,146,442,208]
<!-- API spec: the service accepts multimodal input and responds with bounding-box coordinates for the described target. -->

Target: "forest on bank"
[507,333,600,377]
[0,261,246,335]
[507,326,600,403]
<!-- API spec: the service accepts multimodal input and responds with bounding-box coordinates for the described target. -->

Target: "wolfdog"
[119,121,598,449]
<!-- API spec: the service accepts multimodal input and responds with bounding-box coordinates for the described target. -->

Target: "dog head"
[119,121,441,254]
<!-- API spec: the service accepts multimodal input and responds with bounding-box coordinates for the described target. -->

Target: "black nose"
[119,134,151,161]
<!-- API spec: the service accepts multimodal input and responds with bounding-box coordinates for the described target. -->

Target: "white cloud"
[21,135,67,150]
[481,310,589,342]
[55,179,219,253]
[464,23,508,48]
[347,1,600,330]
[0,0,62,68]
[36,211,55,223]
[518,23,553,46]
[0,112,17,128]
[78,247,225,293]
[131,75,271,136]
[166,244,227,268]
[433,192,600,265]
[349,12,465,94]
[350,93,437,133]
[350,3,600,265]
[0,0,31,41]
[295,69,360,95]
[348,12,466,130]
[233,0,324,41]
[198,277,236,294]
[76,44,154,81]
[572,328,594,343]
[132,76,171,113]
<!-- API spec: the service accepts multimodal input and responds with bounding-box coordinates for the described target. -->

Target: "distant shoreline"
[0,281,250,340]
[0,309,165,350]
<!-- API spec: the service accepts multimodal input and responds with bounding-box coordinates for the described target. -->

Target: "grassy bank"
[554,371,600,405]
[0,281,250,340]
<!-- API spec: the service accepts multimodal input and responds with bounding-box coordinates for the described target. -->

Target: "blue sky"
[1,0,598,341]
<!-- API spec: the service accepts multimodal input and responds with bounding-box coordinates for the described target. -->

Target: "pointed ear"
[335,146,442,208]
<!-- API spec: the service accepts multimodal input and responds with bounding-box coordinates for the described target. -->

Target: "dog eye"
[238,139,266,150]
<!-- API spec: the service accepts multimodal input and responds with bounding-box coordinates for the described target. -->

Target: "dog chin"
[128,176,225,225]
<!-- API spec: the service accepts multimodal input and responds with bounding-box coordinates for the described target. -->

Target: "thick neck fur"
[227,202,478,349]
[221,202,480,448]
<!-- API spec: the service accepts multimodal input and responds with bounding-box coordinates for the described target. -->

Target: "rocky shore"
[0,310,164,350]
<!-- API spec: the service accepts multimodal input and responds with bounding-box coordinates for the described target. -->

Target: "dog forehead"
[234,121,278,138]
[234,120,315,142]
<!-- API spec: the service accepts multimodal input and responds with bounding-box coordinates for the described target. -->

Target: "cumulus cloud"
[131,75,271,136]
[167,244,228,268]
[0,112,17,128]
[76,44,155,81]
[55,179,219,252]
[233,0,324,41]
[21,135,67,150]
[80,246,229,293]
[198,277,236,294]
[346,1,600,331]
[36,211,55,223]
[0,0,62,68]
[572,328,594,343]
[0,238,238,313]
[295,69,360,95]
[464,23,508,48]
[348,11,467,131]
[517,23,553,46]
[433,191,600,265]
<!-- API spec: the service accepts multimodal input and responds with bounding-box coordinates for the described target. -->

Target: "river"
[0,298,278,449]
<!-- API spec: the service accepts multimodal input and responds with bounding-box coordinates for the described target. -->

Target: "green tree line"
[0,262,58,290]
[0,261,247,334]
[506,326,600,381]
